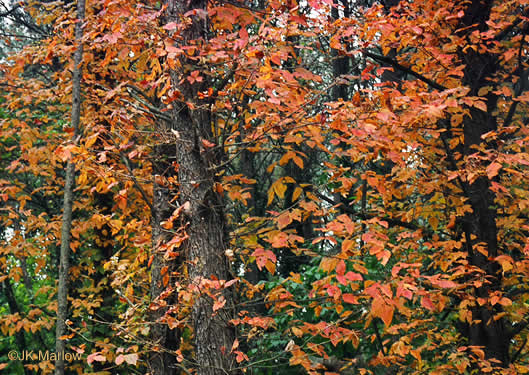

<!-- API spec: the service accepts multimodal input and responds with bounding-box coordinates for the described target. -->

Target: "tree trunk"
[458,0,509,366]
[331,0,350,100]
[374,0,510,365]
[149,153,180,375]
[55,0,85,374]
[2,280,29,375]
[150,1,240,374]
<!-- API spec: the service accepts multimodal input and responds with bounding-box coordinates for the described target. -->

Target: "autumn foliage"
[1,0,529,374]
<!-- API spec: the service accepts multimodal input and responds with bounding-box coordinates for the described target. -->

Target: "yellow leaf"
[291,327,303,337]
[429,216,439,230]
[264,260,276,274]
[85,133,99,148]
[293,156,304,169]
[273,180,287,199]
[477,86,492,96]
[292,187,303,202]
[267,187,275,206]
[320,257,339,273]
[495,255,513,273]
[279,150,295,166]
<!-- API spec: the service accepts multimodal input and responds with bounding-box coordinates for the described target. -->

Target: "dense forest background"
[1,0,529,374]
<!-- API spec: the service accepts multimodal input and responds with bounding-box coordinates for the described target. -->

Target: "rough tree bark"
[54,0,85,374]
[148,0,239,374]
[149,151,180,375]
[166,0,238,369]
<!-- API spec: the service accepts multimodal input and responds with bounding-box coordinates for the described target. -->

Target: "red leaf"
[87,352,106,364]
[213,296,226,312]
[486,162,502,179]
[201,139,216,148]
[421,296,435,311]
[164,22,178,30]
[342,293,358,304]
[336,260,346,276]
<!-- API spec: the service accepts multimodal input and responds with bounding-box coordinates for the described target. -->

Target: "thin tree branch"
[55,1,85,374]
[510,319,529,340]
[506,288,529,299]
[504,33,527,128]
[373,319,388,356]
[364,51,447,91]
[0,4,20,17]
[6,9,48,37]
[512,337,528,363]
[119,151,154,211]
[314,191,427,233]
[126,84,159,108]
[217,0,269,14]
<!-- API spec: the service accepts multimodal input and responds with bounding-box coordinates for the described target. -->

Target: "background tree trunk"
[54,0,85,374]
[149,155,180,375]
[457,0,509,366]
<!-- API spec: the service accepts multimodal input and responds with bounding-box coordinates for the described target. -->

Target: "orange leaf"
[231,338,239,352]
[320,257,339,273]
[213,296,226,312]
[372,296,394,327]
[486,162,502,180]
[201,139,216,148]
[342,293,358,304]
[277,212,292,229]
[421,296,435,311]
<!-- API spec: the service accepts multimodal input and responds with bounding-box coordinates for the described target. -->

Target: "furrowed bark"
[149,156,180,375]
[54,0,85,374]
[149,1,240,374]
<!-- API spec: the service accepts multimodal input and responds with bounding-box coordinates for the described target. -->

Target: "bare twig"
[119,151,154,211]
[364,51,447,91]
